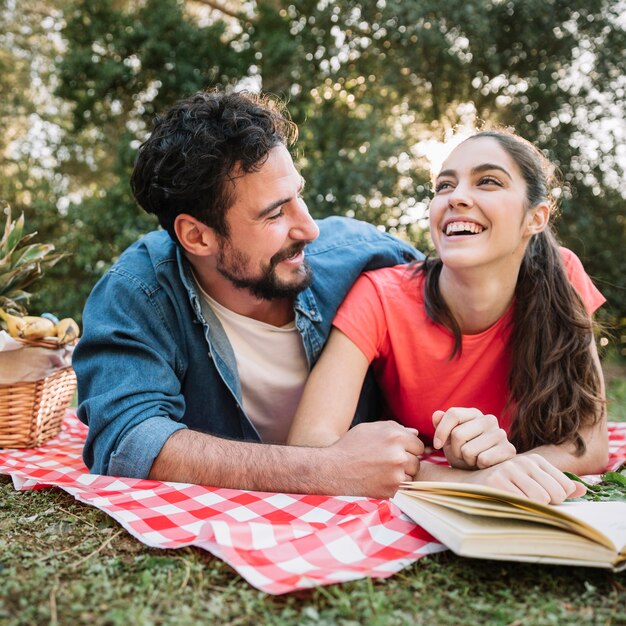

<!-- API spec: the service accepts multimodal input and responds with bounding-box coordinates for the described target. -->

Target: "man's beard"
[216,240,313,300]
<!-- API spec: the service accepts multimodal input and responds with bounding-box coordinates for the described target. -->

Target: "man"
[73,90,424,498]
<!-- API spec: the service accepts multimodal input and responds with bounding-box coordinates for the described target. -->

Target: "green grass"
[1,375,625,626]
[1,483,624,626]
[607,378,626,422]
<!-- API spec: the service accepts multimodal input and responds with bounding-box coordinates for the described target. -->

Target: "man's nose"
[290,199,320,241]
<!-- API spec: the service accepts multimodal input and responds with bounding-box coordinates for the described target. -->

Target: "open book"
[393,482,626,571]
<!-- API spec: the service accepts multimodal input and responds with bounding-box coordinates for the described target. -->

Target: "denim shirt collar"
[176,245,204,322]
[294,289,322,323]
[176,246,243,400]
[175,245,322,403]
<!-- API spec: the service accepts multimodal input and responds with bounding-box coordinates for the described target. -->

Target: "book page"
[555,501,626,551]
[393,491,620,565]
[398,482,626,551]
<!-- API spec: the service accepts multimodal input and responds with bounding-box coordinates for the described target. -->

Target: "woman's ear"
[525,202,550,236]
[174,214,219,257]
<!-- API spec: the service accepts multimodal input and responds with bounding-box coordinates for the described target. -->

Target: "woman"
[288,130,608,504]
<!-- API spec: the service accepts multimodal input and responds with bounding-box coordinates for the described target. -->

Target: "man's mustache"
[270,242,310,267]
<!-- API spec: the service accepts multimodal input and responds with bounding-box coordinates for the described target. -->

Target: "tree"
[51,0,249,319]
[0,0,84,317]
[4,0,624,331]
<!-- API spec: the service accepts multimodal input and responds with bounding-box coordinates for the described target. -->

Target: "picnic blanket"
[1,414,625,595]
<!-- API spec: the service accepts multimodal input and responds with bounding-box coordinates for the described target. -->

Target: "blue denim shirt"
[74,217,421,478]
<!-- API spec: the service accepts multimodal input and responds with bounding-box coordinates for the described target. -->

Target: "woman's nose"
[448,184,474,209]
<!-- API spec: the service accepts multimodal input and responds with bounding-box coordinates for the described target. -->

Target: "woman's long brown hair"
[420,130,604,454]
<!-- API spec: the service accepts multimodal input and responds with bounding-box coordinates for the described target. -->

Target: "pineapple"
[0,205,64,317]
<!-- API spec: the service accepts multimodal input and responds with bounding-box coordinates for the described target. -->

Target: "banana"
[20,315,56,340]
[0,308,80,343]
[0,308,26,337]
[0,309,56,339]
[55,317,80,344]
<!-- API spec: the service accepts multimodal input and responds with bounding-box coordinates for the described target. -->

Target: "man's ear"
[525,202,550,236]
[174,214,219,256]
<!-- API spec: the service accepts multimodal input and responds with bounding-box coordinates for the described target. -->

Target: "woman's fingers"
[478,454,583,504]
[462,430,516,468]
[509,470,559,504]
[433,407,486,449]
[525,454,586,500]
[433,408,514,469]
[569,481,587,499]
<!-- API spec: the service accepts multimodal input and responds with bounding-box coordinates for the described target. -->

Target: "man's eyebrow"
[256,177,305,219]
[256,197,290,219]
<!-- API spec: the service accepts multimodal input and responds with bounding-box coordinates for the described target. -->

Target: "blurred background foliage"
[1,0,624,352]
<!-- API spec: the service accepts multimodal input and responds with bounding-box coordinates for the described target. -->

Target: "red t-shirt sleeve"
[333,272,388,363]
[560,247,606,314]
[335,250,602,363]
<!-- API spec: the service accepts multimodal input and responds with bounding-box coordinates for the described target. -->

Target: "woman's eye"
[478,176,503,186]
[434,181,453,193]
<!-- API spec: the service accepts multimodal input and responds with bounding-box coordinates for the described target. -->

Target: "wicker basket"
[0,366,76,448]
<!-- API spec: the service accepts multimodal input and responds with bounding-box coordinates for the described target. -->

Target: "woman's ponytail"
[507,228,603,453]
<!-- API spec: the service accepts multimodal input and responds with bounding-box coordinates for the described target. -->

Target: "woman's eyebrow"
[436,164,513,181]
[471,163,513,180]
[436,169,456,180]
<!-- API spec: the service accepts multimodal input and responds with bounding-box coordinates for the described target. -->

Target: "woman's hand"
[432,407,516,470]
[463,453,587,504]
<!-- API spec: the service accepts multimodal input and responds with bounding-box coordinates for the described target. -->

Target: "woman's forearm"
[288,329,371,445]
[521,423,609,475]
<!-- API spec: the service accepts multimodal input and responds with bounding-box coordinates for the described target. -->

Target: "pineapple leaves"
[0,206,67,314]
[12,243,62,268]
[2,211,26,256]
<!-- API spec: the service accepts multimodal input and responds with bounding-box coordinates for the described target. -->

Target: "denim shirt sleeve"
[73,264,189,478]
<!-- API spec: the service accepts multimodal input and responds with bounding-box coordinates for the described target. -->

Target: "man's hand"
[324,421,424,499]
[432,408,516,470]
[461,453,587,504]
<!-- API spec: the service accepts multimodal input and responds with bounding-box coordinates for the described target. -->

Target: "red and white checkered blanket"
[1,414,625,595]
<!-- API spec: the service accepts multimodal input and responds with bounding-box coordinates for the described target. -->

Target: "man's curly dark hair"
[131,90,298,240]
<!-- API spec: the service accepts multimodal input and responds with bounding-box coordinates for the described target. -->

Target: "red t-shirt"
[333,247,605,443]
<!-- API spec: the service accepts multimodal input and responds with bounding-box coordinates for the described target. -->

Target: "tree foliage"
[1,0,624,332]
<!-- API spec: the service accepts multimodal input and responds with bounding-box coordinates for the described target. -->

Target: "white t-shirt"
[196,287,309,444]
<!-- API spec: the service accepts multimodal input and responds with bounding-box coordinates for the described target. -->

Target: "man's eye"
[268,209,284,221]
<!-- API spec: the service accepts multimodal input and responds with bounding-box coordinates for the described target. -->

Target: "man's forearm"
[148,420,424,498]
[148,428,338,494]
